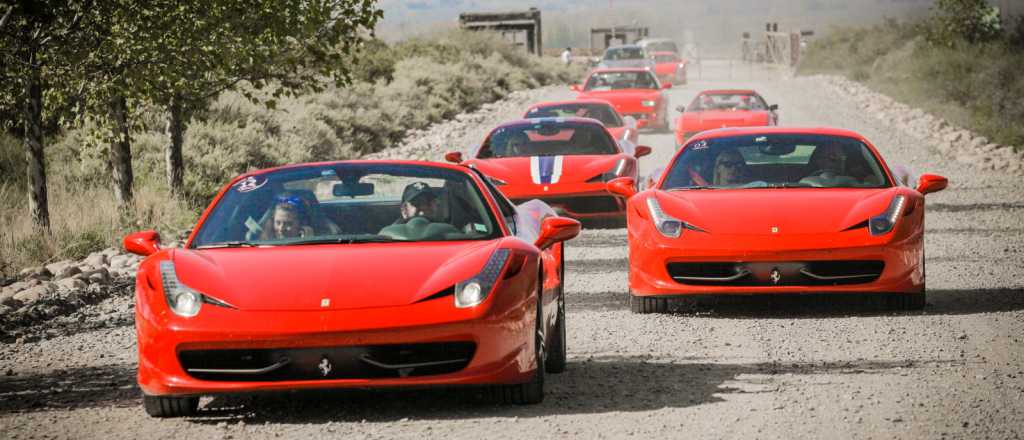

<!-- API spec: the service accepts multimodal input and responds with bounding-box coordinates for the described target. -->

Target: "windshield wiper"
[668,185,716,191]
[195,241,259,249]
[288,235,404,246]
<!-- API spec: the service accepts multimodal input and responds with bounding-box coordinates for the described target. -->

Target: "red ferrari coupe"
[606,127,948,313]
[650,51,687,85]
[675,89,778,148]
[446,117,651,223]
[572,68,671,131]
[124,161,580,416]
[524,99,639,145]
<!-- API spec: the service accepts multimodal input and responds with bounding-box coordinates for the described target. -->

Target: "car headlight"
[641,100,656,107]
[158,261,234,317]
[159,261,203,317]
[646,197,683,238]
[869,195,906,236]
[455,248,510,308]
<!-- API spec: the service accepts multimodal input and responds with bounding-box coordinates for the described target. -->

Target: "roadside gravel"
[1,62,1022,439]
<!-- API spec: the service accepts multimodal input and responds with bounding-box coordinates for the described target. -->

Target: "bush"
[798,19,1024,149]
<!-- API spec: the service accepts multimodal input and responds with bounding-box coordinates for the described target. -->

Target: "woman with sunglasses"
[713,150,750,186]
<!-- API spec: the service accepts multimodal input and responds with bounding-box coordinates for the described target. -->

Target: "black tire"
[546,245,567,374]
[630,293,669,314]
[143,394,199,418]
[495,272,545,404]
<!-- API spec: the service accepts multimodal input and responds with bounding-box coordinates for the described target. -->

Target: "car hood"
[578,90,661,112]
[656,188,898,235]
[468,155,622,185]
[682,110,769,130]
[172,240,498,311]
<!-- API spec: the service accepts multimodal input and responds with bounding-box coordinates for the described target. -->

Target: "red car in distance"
[675,89,779,148]
[447,117,651,223]
[572,68,671,131]
[125,160,580,416]
[606,127,947,313]
[650,51,688,85]
[524,99,640,145]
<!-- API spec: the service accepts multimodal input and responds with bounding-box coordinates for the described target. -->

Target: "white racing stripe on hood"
[552,155,564,184]
[530,156,541,184]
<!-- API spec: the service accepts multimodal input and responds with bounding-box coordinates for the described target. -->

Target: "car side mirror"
[916,173,948,195]
[444,151,463,163]
[124,230,161,257]
[676,105,686,113]
[661,82,673,90]
[635,145,652,158]
[606,177,637,198]
[570,84,582,92]
[535,216,581,250]
[769,104,779,111]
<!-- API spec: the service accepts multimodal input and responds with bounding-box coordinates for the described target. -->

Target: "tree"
[925,0,1003,47]
[0,1,107,230]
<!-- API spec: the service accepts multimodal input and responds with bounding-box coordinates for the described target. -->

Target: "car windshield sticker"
[236,176,267,193]
[692,140,709,150]
[321,169,337,177]
[244,216,262,235]
[474,223,488,232]
[755,136,768,142]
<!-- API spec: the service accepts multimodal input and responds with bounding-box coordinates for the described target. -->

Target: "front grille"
[179,342,475,382]
[667,261,885,286]
[515,195,623,215]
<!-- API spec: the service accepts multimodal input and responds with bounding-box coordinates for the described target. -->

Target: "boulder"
[109,255,132,269]
[84,253,108,268]
[55,278,88,291]
[85,268,111,284]
[19,266,52,281]
[13,283,54,303]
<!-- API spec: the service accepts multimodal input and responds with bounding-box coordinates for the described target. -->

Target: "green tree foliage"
[923,0,1003,46]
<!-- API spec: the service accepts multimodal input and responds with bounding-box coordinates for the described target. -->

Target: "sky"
[375,0,939,54]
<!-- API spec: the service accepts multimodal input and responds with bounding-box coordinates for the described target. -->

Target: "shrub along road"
[0,62,1022,439]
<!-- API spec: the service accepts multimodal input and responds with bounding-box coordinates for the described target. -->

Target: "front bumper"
[627,227,924,297]
[502,184,626,219]
[136,279,537,396]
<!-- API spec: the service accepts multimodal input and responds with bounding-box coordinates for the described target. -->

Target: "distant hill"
[377,0,935,56]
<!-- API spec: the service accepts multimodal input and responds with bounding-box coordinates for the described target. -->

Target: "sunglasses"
[718,160,745,168]
[275,195,306,207]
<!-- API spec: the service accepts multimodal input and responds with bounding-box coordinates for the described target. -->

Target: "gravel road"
[2,61,1022,440]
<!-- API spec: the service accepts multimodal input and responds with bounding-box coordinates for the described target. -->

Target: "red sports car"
[572,68,671,131]
[606,127,948,313]
[524,99,640,145]
[446,117,651,223]
[650,51,687,85]
[674,89,779,148]
[124,161,580,416]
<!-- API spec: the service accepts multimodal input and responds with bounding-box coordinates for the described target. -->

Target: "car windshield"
[688,93,767,111]
[654,54,679,63]
[190,163,501,248]
[661,134,892,190]
[604,47,645,60]
[645,41,678,53]
[477,122,618,158]
[584,71,658,91]
[525,103,623,127]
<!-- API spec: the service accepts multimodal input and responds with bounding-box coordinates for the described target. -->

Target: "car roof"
[605,44,643,50]
[231,159,471,182]
[590,67,653,73]
[528,99,616,108]
[688,126,867,142]
[699,89,759,95]
[494,117,607,129]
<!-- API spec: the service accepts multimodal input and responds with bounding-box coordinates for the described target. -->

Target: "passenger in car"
[713,150,750,186]
[259,195,315,239]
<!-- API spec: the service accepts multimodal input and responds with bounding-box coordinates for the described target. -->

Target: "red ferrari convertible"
[524,99,639,145]
[606,127,948,313]
[650,51,687,85]
[675,89,778,148]
[572,68,671,131]
[124,161,580,416]
[446,117,651,223]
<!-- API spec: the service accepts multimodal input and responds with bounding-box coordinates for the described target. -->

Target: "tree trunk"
[24,45,49,231]
[109,95,133,207]
[165,94,185,195]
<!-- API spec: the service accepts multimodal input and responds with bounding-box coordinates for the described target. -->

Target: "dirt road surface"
[2,61,1022,439]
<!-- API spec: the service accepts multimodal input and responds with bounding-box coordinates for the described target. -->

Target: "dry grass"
[0,176,196,277]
